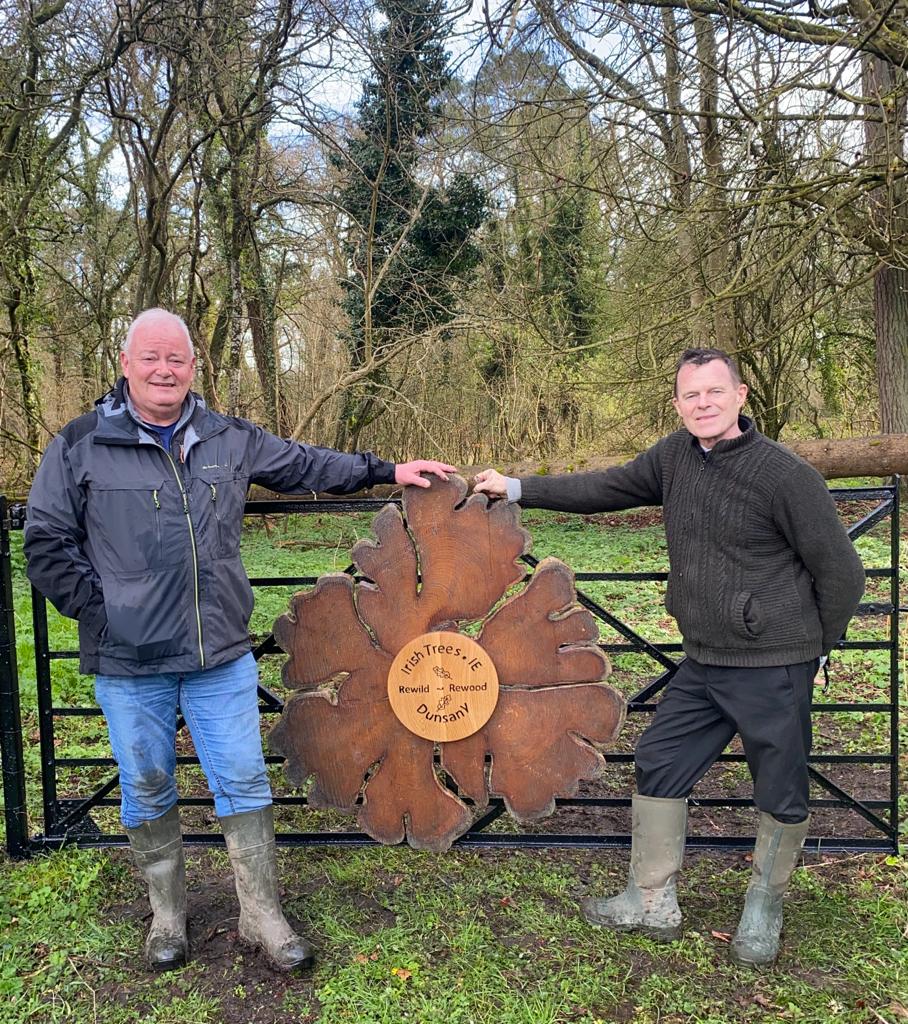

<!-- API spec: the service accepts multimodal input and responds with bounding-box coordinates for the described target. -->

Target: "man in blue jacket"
[25,307,454,973]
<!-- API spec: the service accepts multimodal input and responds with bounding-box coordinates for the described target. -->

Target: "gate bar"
[32,591,60,835]
[0,497,29,857]
[888,477,900,841]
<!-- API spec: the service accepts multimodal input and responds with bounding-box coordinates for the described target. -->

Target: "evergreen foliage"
[332,0,488,447]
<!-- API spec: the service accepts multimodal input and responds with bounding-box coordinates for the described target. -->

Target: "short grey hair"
[122,308,195,356]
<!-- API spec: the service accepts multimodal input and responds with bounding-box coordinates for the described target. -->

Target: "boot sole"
[729,946,776,967]
[582,911,680,942]
[271,951,315,972]
[149,954,187,972]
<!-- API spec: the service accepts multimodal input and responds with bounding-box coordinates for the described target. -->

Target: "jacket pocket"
[101,565,190,661]
[195,468,248,557]
[731,591,765,639]
[205,554,256,657]
[86,476,168,574]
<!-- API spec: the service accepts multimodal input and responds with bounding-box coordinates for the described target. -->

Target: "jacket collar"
[686,415,757,457]
[93,378,223,448]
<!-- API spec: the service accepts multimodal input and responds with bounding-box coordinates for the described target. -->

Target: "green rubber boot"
[730,813,810,966]
[581,794,687,941]
[220,806,315,971]
[125,805,188,971]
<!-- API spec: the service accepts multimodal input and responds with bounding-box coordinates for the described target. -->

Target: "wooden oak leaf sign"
[269,475,626,852]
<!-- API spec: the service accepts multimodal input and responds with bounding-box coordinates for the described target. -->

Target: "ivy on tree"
[332,0,489,449]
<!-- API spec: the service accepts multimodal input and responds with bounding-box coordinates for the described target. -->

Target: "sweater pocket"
[731,591,765,639]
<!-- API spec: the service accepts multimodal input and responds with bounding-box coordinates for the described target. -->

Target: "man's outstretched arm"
[473,445,666,513]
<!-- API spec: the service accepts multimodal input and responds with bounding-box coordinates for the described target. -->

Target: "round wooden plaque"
[387,631,500,742]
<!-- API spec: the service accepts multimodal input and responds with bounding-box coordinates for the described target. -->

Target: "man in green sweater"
[474,348,865,966]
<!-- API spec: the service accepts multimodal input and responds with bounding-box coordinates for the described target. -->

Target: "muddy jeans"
[96,652,270,828]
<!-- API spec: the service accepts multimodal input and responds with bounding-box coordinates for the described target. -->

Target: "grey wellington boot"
[581,794,687,941]
[730,813,810,966]
[125,805,188,971]
[220,806,315,971]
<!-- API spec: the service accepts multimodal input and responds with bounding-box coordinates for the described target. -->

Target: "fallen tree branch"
[248,434,908,504]
[460,435,908,483]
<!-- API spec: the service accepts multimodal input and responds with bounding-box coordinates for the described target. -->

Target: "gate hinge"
[2,503,27,530]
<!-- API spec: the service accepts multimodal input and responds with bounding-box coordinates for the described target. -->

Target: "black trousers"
[635,657,818,823]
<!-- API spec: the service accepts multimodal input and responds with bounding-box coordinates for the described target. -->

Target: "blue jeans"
[95,653,271,828]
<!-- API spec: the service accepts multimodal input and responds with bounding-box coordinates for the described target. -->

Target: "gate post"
[0,497,30,857]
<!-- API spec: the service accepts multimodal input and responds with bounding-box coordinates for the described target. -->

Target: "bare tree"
[517,0,908,431]
[0,0,127,471]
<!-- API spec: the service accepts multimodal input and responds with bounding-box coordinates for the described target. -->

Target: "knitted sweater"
[519,419,865,667]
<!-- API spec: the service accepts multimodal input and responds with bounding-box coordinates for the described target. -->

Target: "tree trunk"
[873,267,908,432]
[660,10,704,324]
[694,14,735,350]
[226,253,243,416]
[454,436,908,482]
[6,283,43,475]
[250,436,908,504]
[864,54,908,432]
[246,283,280,435]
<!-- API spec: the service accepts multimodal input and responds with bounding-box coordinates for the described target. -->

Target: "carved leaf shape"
[442,557,624,814]
[271,690,471,850]
[273,574,379,691]
[270,476,625,851]
[270,570,472,849]
[478,558,608,687]
[441,685,626,818]
[353,477,530,656]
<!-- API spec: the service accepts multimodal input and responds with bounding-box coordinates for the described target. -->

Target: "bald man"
[25,308,455,974]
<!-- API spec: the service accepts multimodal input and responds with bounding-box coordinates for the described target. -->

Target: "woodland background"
[2,0,907,489]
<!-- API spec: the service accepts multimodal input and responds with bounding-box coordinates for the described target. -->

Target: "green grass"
[1,494,906,1022]
[0,844,905,1023]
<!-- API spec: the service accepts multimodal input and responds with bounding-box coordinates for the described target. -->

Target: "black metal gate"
[1,483,901,858]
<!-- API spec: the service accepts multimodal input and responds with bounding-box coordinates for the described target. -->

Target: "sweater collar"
[687,415,757,457]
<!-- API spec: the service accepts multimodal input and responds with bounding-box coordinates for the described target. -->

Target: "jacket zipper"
[210,483,220,550]
[152,488,162,558]
[162,450,205,668]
